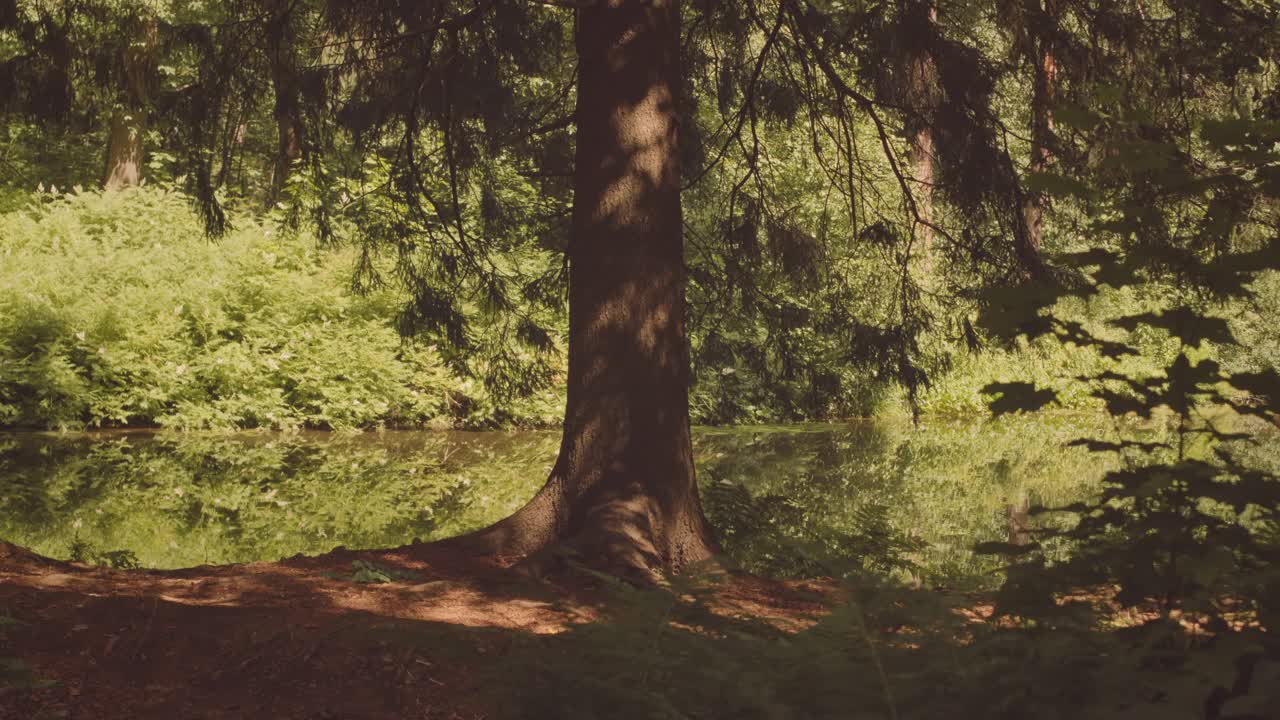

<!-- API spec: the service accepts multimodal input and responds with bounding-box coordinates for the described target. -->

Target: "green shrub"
[920,283,1221,417]
[8,187,1269,430]
[0,187,564,430]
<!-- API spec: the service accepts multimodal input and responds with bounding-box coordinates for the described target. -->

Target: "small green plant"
[67,534,142,569]
[96,549,141,570]
[346,559,422,584]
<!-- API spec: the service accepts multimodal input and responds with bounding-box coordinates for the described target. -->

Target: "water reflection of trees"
[0,420,1118,580]
[696,417,1113,586]
[0,431,559,568]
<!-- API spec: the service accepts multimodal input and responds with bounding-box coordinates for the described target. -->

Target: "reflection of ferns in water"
[704,478,924,579]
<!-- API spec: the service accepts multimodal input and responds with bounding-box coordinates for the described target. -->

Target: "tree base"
[438,469,719,583]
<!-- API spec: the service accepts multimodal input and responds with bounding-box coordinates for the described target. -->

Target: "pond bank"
[4,537,1264,720]
[0,540,834,719]
[0,416,1112,585]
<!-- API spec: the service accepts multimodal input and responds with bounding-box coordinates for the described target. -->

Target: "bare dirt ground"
[0,542,833,720]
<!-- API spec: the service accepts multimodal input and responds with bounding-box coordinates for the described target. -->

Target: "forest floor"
[0,541,838,720]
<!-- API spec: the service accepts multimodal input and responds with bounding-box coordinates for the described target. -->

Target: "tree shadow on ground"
[3,540,1276,720]
[0,540,827,719]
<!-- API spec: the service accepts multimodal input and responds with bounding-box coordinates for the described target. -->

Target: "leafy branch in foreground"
[968,90,1280,717]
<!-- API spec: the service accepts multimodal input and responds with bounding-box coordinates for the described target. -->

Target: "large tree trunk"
[266,0,305,204]
[452,0,718,579]
[1020,0,1057,270]
[103,20,156,191]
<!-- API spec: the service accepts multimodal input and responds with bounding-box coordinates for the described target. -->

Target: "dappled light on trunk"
[455,0,718,578]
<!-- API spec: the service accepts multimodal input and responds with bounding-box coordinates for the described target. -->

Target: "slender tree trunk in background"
[452,0,718,579]
[1007,492,1031,546]
[905,0,938,275]
[103,22,156,191]
[266,0,305,204]
[103,111,144,190]
[1019,0,1057,273]
[909,128,935,271]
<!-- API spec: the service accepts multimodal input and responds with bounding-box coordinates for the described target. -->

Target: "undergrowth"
[0,187,563,430]
[485,564,1278,720]
[9,188,1272,430]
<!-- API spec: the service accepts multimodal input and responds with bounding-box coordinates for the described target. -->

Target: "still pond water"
[0,415,1197,585]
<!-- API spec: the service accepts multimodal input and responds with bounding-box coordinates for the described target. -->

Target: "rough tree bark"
[1019,0,1057,272]
[266,0,305,203]
[450,0,719,579]
[103,21,156,191]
